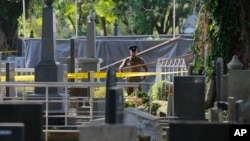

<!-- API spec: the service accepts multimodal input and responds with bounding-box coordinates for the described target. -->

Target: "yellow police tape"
[0,50,17,53]
[0,71,187,82]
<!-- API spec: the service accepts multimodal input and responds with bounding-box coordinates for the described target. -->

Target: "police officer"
[119,45,148,95]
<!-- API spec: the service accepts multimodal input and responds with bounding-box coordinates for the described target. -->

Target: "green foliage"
[136,91,150,104]
[143,102,161,115]
[0,0,28,24]
[16,0,197,37]
[114,0,194,35]
[124,101,136,108]
[124,90,161,115]
[93,87,106,98]
[95,0,116,23]
[150,80,168,101]
[0,0,32,51]
[191,0,240,78]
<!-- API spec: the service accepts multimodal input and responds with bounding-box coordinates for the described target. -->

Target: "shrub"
[150,80,169,101]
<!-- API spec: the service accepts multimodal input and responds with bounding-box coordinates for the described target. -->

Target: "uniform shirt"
[119,56,145,82]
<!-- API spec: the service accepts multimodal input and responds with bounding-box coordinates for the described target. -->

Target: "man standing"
[119,45,148,95]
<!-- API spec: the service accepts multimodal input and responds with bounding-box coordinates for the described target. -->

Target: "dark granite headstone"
[0,123,24,141]
[0,103,43,141]
[168,121,229,141]
[173,76,205,120]
[105,66,124,124]
[5,62,15,97]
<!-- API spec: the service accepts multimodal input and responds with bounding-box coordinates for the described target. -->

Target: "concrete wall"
[124,108,162,141]
[88,108,162,141]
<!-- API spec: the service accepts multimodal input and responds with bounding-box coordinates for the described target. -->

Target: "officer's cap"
[128,46,137,51]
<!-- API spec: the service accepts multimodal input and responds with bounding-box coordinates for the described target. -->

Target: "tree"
[192,0,250,108]
[95,0,116,36]
[114,0,195,35]
[0,0,198,53]
[0,0,31,54]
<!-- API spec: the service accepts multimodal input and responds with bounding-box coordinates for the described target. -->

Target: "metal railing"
[0,81,155,141]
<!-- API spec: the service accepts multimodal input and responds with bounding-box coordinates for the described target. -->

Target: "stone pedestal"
[35,62,64,94]
[76,58,102,118]
[78,58,103,72]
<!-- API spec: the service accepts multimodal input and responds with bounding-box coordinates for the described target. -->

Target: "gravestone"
[227,55,250,102]
[68,38,76,82]
[227,97,235,122]
[105,66,124,124]
[5,62,15,98]
[78,11,103,75]
[27,0,66,113]
[216,58,223,101]
[0,103,43,141]
[228,70,250,101]
[173,76,205,120]
[79,66,135,141]
[77,11,102,117]
[0,123,24,141]
[168,121,229,141]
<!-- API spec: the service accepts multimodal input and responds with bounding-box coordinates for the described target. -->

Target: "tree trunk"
[101,17,107,36]
[0,20,18,57]
[205,73,216,109]
[237,0,250,69]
